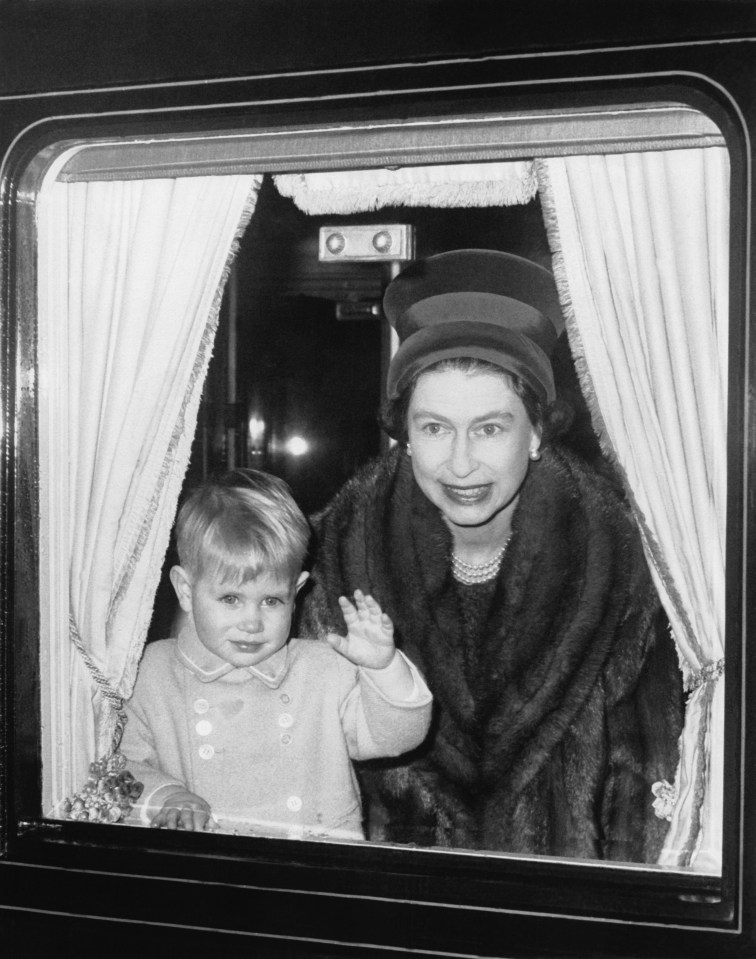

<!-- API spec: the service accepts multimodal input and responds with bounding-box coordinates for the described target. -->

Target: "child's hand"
[325,590,396,670]
[151,789,214,832]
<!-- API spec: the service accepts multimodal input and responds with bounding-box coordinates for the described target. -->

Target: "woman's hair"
[380,356,571,444]
[175,469,310,585]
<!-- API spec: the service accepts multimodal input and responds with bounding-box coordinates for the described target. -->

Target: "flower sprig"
[60,753,143,824]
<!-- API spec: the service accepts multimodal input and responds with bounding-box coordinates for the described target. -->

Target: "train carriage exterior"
[0,2,755,957]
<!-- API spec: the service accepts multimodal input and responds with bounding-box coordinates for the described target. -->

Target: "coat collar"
[311,443,654,792]
[175,626,289,689]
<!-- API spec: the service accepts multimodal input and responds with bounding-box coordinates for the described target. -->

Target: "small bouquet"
[60,753,143,824]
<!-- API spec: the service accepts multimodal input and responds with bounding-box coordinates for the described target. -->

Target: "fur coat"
[299,444,683,862]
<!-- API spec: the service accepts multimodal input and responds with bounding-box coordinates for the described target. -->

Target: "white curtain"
[38,174,261,799]
[274,161,537,214]
[536,149,729,872]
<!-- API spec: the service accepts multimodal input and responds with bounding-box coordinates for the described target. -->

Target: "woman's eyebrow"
[410,408,451,421]
[470,409,516,425]
[410,408,517,425]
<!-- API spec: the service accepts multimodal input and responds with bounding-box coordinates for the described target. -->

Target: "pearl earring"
[529,447,541,461]
[406,443,412,456]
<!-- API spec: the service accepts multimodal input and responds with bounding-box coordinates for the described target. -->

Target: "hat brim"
[386,321,556,404]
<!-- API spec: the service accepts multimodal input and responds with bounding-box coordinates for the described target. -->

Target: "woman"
[300,249,683,863]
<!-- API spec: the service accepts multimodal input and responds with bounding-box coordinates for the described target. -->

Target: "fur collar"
[303,444,673,856]
[307,445,657,794]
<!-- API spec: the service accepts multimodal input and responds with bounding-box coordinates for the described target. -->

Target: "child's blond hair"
[175,469,309,585]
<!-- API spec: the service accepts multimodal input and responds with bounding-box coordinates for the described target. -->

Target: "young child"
[121,469,432,840]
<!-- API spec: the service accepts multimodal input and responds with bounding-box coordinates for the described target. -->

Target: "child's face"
[172,566,308,669]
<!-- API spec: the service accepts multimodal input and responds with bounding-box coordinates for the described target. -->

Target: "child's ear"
[169,565,194,613]
[294,571,310,595]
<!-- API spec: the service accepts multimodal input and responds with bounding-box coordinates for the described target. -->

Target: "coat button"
[278,713,294,728]
[194,699,210,714]
[286,795,302,812]
[195,720,212,736]
[198,744,215,760]
[281,733,292,745]
[280,693,291,704]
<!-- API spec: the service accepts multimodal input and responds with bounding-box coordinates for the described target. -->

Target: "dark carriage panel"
[0,4,754,957]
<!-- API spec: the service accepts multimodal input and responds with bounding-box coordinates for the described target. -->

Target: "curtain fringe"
[535,154,724,872]
[69,613,126,758]
[274,163,538,215]
[671,678,716,867]
[534,160,618,466]
[115,177,263,708]
[535,157,706,683]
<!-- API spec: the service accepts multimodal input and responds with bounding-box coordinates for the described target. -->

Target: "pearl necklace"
[451,539,511,585]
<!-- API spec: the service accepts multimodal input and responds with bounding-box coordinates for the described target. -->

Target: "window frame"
[1,49,753,959]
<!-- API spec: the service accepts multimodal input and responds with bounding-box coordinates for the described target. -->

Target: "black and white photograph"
[0,2,754,957]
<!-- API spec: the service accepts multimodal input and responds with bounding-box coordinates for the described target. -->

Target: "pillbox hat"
[383,249,563,404]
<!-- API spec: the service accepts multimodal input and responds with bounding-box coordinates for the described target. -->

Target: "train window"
[7,89,744,946]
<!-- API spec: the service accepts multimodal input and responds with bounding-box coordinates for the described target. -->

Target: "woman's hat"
[383,249,564,404]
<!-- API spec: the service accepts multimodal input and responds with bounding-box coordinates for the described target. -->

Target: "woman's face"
[406,368,540,532]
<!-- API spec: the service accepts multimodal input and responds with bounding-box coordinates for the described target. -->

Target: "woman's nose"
[449,434,475,476]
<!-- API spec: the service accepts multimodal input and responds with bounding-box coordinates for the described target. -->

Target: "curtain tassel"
[58,616,143,823]
[685,657,725,694]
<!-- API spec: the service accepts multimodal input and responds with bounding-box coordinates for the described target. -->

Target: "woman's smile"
[441,483,492,505]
